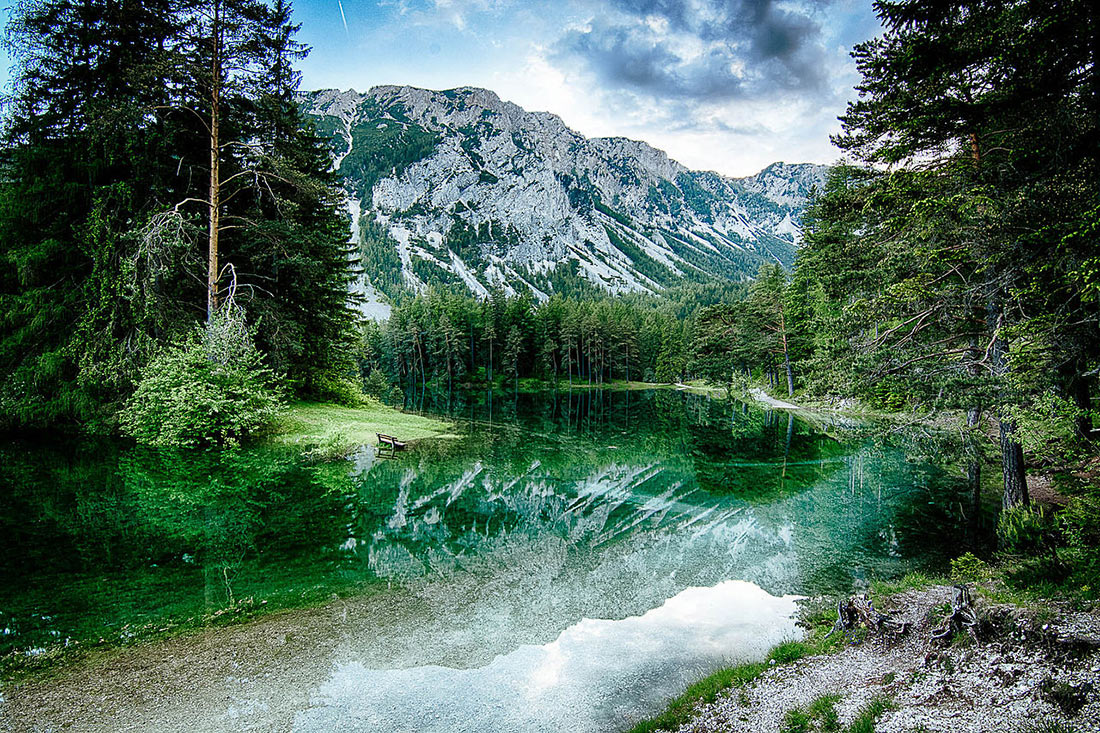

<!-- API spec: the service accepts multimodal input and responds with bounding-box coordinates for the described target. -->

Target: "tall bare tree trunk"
[966,404,982,509]
[779,308,794,397]
[206,0,221,322]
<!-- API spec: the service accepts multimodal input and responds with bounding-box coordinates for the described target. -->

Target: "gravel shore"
[676,586,1100,733]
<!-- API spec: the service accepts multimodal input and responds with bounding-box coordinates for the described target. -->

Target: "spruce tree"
[825,0,1100,508]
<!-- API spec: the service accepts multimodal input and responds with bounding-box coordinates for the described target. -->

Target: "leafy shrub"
[1058,493,1100,553]
[308,371,368,407]
[1056,493,1100,596]
[120,308,283,447]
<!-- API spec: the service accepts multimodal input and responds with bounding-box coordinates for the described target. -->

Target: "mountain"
[300,85,827,301]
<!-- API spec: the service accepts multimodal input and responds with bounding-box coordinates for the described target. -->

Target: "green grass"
[808,693,843,732]
[869,571,946,603]
[781,693,843,733]
[625,640,829,733]
[782,692,892,733]
[846,696,893,733]
[269,400,457,457]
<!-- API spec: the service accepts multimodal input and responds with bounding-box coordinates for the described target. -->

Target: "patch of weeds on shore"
[781,693,891,733]
[870,572,945,603]
[624,639,829,733]
[1016,725,1076,733]
[846,695,894,733]
[950,552,993,583]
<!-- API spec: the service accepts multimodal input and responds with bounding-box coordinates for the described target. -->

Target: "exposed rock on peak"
[300,85,828,300]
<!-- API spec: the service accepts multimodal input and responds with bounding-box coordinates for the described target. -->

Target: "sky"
[0,0,885,178]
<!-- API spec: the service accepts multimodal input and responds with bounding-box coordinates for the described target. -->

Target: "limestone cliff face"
[301,86,828,299]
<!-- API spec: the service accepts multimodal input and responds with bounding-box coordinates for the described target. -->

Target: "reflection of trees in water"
[0,441,357,653]
[0,390,988,656]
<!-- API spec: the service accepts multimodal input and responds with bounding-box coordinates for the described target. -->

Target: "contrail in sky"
[338,0,349,35]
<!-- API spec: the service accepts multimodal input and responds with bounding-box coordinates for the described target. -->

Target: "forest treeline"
[697,0,1098,519]
[359,281,747,393]
[2,0,1097,494]
[0,0,358,443]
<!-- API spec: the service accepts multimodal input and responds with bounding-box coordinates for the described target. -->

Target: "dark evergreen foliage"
[0,0,358,432]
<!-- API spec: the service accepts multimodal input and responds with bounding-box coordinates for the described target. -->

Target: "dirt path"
[748,388,800,410]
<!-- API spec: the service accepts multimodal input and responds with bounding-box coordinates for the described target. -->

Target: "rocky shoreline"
[671,586,1100,733]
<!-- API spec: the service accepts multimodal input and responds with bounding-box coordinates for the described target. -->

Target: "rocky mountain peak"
[300,85,828,302]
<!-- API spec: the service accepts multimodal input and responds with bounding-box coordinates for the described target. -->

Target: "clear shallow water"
[296,581,800,733]
[0,389,988,730]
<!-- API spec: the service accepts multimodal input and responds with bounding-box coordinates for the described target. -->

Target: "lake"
[0,389,989,731]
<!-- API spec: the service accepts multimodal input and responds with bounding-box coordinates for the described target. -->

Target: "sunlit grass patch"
[269,400,457,456]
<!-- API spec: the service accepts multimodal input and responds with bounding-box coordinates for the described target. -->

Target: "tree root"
[931,584,979,642]
[826,593,911,641]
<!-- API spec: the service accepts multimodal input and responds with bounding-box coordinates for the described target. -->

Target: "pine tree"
[826,0,1100,508]
[0,0,184,427]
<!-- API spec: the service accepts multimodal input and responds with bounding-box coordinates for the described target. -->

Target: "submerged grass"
[269,400,457,456]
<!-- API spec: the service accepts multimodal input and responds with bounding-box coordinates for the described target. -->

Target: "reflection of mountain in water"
[0,389,983,665]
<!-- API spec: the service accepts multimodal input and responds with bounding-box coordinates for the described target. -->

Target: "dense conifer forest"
[0,0,358,442]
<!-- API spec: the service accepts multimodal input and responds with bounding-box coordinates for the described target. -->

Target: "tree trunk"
[965,404,982,511]
[780,308,794,397]
[991,305,1028,509]
[999,418,1028,509]
[206,0,222,322]
[1070,371,1094,440]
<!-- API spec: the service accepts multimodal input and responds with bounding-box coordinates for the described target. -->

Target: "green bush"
[997,506,1049,556]
[120,309,283,447]
[1059,493,1100,554]
[1056,493,1100,597]
[308,371,368,407]
[950,552,992,583]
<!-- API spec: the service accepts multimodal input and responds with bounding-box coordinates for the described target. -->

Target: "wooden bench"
[377,433,407,452]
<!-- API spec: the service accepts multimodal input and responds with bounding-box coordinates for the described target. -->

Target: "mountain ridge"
[299,85,828,302]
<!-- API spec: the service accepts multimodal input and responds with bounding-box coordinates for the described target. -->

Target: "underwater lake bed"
[0,389,991,732]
